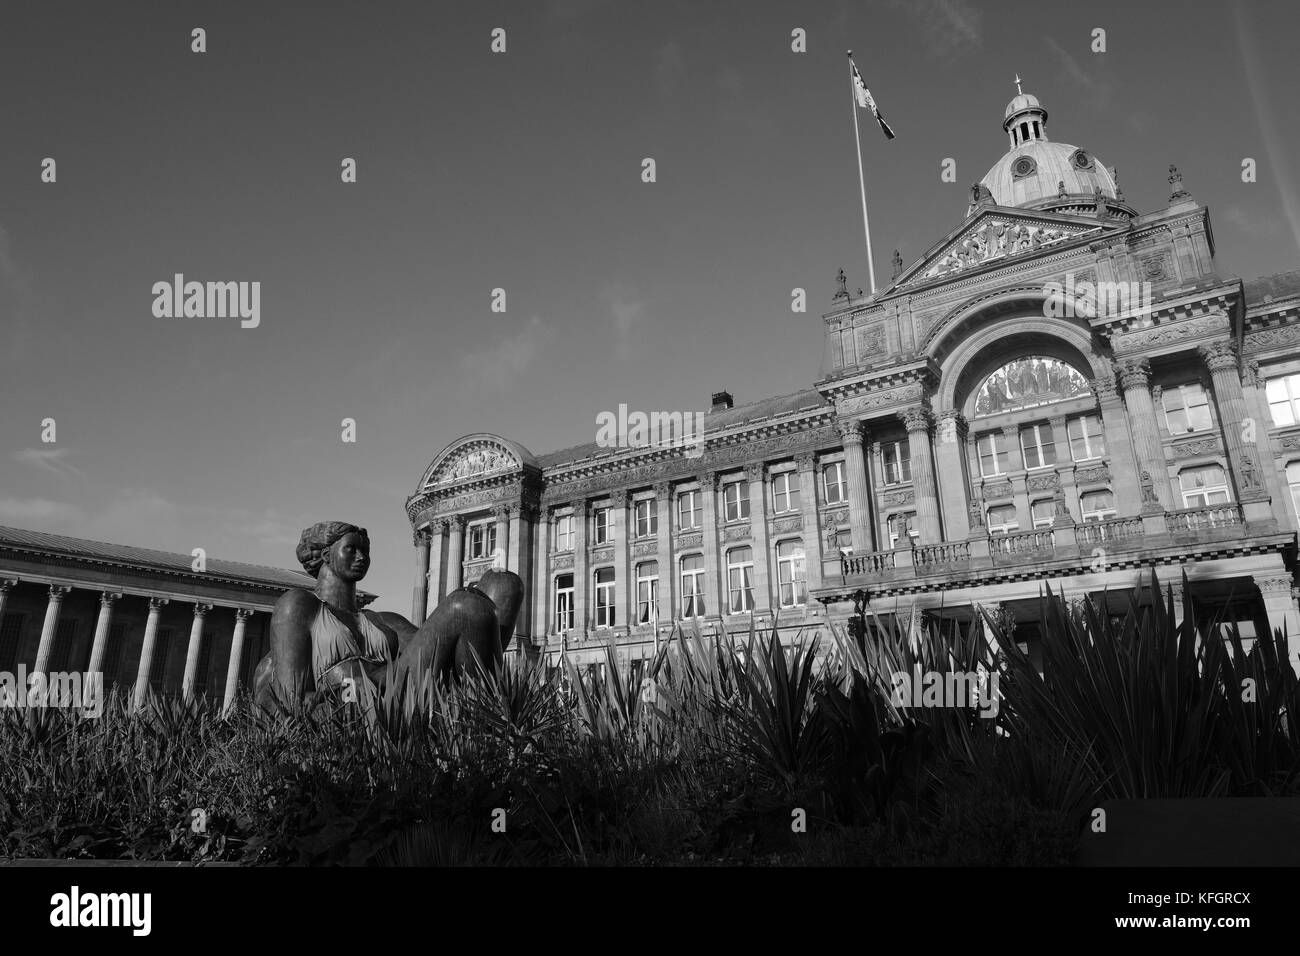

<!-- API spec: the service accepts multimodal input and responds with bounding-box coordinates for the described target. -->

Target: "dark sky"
[1,0,1296,612]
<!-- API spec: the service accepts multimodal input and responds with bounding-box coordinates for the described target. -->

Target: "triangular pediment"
[891,206,1123,291]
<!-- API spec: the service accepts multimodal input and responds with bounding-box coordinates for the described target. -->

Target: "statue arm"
[269,589,318,700]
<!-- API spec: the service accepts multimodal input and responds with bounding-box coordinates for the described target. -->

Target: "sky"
[1,0,1297,613]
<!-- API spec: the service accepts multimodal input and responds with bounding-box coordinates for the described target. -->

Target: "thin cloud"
[895,0,983,56]
[460,315,552,390]
[1043,36,1114,103]
[602,285,647,358]
[15,447,88,484]
[0,497,82,526]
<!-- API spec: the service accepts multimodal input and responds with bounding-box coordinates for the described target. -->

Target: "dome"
[1004,92,1042,120]
[980,139,1118,209]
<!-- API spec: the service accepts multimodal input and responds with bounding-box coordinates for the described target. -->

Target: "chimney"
[711,390,734,412]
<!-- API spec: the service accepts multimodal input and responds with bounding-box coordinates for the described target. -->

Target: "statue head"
[296,521,370,582]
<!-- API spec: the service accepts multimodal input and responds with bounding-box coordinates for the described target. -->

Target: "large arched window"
[973,356,1090,417]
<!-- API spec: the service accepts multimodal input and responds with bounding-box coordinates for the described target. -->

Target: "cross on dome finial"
[1014,74,1023,95]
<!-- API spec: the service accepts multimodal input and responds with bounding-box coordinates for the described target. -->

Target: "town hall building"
[406,86,1300,672]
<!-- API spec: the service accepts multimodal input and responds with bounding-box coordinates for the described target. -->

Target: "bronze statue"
[253,522,410,707]
[391,568,524,691]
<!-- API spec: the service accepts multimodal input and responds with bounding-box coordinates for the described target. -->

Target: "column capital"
[835,419,864,445]
[569,498,588,515]
[518,501,540,522]
[1048,414,1067,430]
[1115,357,1151,391]
[609,488,629,508]
[1088,369,1119,401]
[447,514,466,532]
[1242,359,1262,388]
[653,480,672,500]
[492,503,513,521]
[935,409,968,442]
[1197,339,1237,372]
[147,596,170,612]
[47,583,71,601]
[412,527,432,547]
[999,423,1018,440]
[432,517,450,534]
[99,590,123,607]
[192,602,213,618]
[794,452,816,473]
[1256,575,1296,595]
[234,607,255,622]
[899,406,933,433]
[695,471,719,491]
[743,462,765,483]
[0,578,17,593]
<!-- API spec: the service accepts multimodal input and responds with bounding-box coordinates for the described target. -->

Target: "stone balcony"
[823,501,1291,600]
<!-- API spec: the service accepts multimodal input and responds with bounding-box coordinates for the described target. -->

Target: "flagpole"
[847,51,877,295]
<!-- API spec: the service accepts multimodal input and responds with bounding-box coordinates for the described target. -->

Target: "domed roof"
[1004,92,1042,120]
[980,138,1118,209]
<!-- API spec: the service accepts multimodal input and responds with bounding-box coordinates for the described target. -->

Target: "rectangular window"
[554,574,574,632]
[986,504,1019,535]
[977,433,1009,477]
[593,507,612,545]
[1030,499,1055,529]
[468,524,483,558]
[776,540,806,608]
[1288,462,1300,518]
[1068,415,1106,461]
[634,500,658,538]
[680,554,706,618]
[636,562,659,624]
[594,568,616,627]
[677,491,701,530]
[771,472,800,514]
[887,513,918,549]
[727,547,754,613]
[1163,383,1213,435]
[555,515,574,552]
[881,440,912,485]
[1019,423,1057,470]
[723,481,750,522]
[822,461,847,504]
[1266,374,1300,427]
[468,522,497,560]
[1079,490,1117,522]
[1179,465,1231,508]
[0,613,24,672]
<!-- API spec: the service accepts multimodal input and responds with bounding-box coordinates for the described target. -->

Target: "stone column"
[1200,341,1269,504]
[507,505,524,575]
[0,579,17,633]
[445,516,465,591]
[654,482,674,628]
[1255,575,1300,673]
[181,603,213,701]
[86,590,122,676]
[222,608,254,713]
[1241,360,1287,518]
[571,499,589,637]
[1048,414,1078,520]
[868,440,886,547]
[1089,370,1142,514]
[533,507,551,643]
[794,453,822,593]
[493,505,511,569]
[1116,358,1173,509]
[934,410,970,539]
[610,490,629,631]
[698,472,722,622]
[746,462,772,614]
[427,519,447,610]
[901,407,942,543]
[32,583,71,676]
[410,527,432,623]
[133,597,169,709]
[837,420,875,553]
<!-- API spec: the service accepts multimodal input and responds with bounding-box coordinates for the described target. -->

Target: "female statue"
[253,521,408,707]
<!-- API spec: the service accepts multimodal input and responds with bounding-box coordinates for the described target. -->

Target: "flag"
[850,59,895,140]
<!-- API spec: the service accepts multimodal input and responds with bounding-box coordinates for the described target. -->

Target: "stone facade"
[408,89,1300,671]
